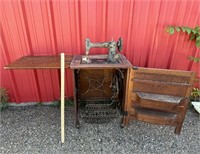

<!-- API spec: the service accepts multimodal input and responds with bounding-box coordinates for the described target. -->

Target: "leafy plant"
[188,56,200,63]
[167,26,200,47]
[0,87,9,110]
[190,88,200,102]
[51,97,74,108]
[167,26,200,102]
[37,102,43,106]
[167,26,200,62]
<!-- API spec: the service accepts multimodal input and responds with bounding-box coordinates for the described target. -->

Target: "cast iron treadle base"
[80,100,119,123]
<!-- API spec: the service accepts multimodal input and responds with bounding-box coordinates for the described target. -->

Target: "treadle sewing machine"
[5,38,194,144]
[82,38,123,64]
[70,38,132,128]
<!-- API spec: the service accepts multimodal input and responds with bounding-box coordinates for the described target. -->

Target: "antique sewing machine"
[81,38,123,64]
[70,37,132,127]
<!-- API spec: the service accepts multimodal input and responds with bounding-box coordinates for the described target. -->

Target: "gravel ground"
[0,105,200,154]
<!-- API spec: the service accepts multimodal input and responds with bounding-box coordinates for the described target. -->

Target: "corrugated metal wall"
[1,0,199,103]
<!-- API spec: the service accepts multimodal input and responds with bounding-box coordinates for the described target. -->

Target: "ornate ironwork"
[80,100,119,123]
[79,69,124,123]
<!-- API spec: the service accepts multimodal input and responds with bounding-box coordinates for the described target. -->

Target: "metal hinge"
[132,66,138,70]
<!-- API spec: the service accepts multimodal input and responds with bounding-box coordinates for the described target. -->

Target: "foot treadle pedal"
[81,101,118,123]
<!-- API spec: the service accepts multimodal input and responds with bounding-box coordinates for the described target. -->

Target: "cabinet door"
[79,69,116,100]
[123,66,195,125]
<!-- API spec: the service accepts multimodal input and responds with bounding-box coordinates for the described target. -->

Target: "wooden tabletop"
[4,55,73,69]
[70,54,132,69]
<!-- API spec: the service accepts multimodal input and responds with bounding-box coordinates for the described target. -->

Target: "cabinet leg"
[120,116,125,128]
[120,116,129,127]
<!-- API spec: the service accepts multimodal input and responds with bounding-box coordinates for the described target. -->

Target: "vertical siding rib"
[1,0,199,103]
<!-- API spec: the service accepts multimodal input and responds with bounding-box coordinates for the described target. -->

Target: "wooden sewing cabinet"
[70,54,132,128]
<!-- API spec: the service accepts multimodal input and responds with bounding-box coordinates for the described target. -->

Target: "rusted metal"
[82,38,123,64]
[81,100,119,123]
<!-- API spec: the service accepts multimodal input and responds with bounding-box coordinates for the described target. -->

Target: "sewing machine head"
[81,38,123,64]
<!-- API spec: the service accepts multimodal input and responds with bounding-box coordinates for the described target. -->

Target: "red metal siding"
[1,0,199,103]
